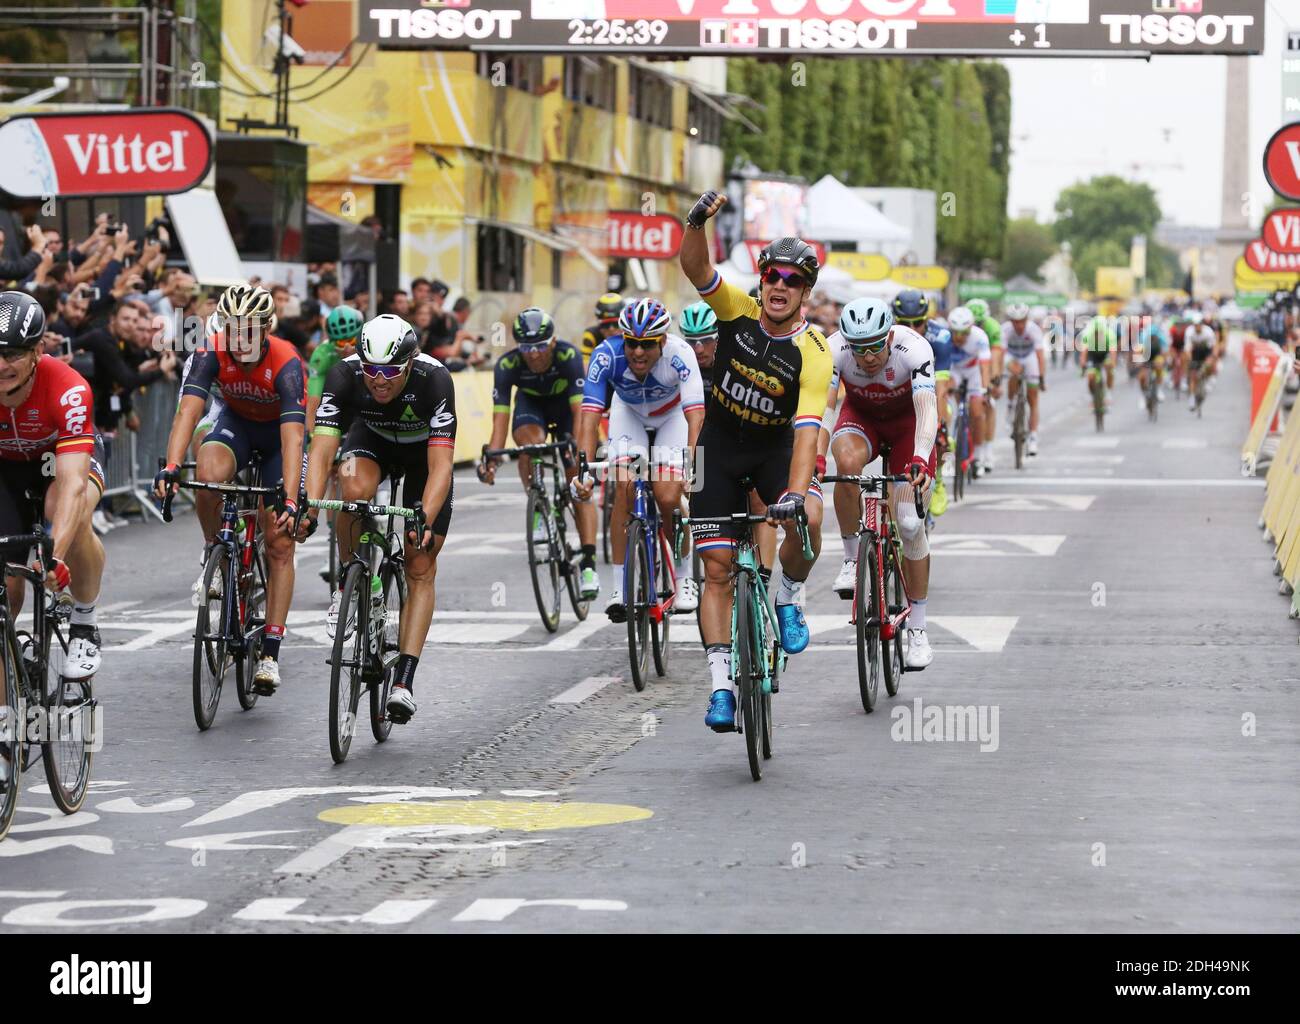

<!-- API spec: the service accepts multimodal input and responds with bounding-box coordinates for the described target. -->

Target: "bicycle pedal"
[834,588,853,601]
[387,711,412,726]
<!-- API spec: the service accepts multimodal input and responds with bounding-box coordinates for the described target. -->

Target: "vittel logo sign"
[607,212,683,260]
[0,108,214,198]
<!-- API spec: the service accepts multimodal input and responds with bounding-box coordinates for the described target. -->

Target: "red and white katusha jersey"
[827,324,936,420]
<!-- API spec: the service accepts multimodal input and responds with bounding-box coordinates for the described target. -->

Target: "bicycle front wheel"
[855,533,881,713]
[526,488,562,633]
[328,563,366,764]
[192,548,232,731]
[1,620,22,839]
[42,624,93,815]
[735,572,763,781]
[371,561,406,744]
[651,531,670,677]
[882,540,907,698]
[235,538,266,712]
[1013,394,1027,470]
[561,502,589,622]
[625,520,651,691]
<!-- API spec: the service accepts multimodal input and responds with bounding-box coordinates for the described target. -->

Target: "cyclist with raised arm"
[303,315,455,723]
[479,307,598,600]
[0,291,107,679]
[1000,303,1047,457]
[678,191,833,734]
[154,284,305,696]
[572,299,704,617]
[967,298,1002,473]
[817,299,939,669]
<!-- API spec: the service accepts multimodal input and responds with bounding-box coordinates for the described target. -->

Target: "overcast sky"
[1005,2,1292,229]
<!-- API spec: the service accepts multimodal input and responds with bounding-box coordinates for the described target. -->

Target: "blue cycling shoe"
[775,602,809,654]
[705,689,737,732]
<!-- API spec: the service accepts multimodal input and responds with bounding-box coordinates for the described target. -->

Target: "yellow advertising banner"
[826,252,892,281]
[1234,257,1300,290]
[892,265,951,290]
[1095,266,1135,299]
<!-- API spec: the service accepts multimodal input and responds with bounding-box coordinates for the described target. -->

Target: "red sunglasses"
[361,363,405,380]
[761,266,809,289]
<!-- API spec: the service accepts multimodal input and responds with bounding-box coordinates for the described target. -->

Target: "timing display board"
[360,1,1265,56]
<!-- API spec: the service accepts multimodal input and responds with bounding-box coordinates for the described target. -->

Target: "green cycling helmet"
[326,305,364,343]
[966,298,990,320]
[679,301,718,338]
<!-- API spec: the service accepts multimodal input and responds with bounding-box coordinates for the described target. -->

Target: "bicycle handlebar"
[155,457,280,523]
[680,507,814,561]
[482,440,574,462]
[823,472,925,519]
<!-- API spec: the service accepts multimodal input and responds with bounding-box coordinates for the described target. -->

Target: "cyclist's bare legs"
[400,534,445,656]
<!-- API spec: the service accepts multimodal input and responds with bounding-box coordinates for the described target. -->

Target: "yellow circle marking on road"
[318,800,652,832]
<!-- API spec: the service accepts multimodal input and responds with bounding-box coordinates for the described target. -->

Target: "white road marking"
[1162,437,1209,449]
[0,835,114,857]
[540,616,614,651]
[95,796,195,815]
[166,830,303,852]
[949,493,1096,512]
[931,534,1067,557]
[976,477,1264,488]
[185,785,480,829]
[1042,454,1125,464]
[452,898,626,923]
[927,616,1019,653]
[1073,436,1121,448]
[551,675,621,704]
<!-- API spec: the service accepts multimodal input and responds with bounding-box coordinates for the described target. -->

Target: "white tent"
[808,175,910,249]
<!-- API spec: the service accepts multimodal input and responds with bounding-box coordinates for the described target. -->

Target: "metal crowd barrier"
[94,377,180,524]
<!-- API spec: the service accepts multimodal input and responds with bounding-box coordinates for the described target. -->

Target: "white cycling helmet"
[948,306,976,333]
[359,314,420,365]
[1006,303,1030,321]
[839,298,894,344]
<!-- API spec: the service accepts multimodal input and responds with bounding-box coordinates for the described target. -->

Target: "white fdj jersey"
[941,323,989,398]
[1000,320,1046,382]
[829,324,936,420]
[582,333,705,468]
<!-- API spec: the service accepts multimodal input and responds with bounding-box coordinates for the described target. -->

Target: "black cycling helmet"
[757,237,819,287]
[0,290,46,352]
[892,288,929,325]
[512,307,555,345]
[594,292,624,324]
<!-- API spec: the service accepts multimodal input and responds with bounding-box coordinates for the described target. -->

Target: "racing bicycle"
[0,501,97,839]
[679,483,813,782]
[483,437,588,633]
[823,466,924,713]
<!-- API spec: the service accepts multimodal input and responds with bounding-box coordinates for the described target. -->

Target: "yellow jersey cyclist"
[303,315,456,723]
[579,293,625,370]
[679,189,833,734]
[479,307,599,601]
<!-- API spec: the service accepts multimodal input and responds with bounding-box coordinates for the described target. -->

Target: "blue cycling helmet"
[891,288,928,325]
[619,297,671,339]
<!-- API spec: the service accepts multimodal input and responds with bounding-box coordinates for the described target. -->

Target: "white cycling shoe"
[326,590,355,641]
[832,559,857,598]
[904,628,933,670]
[252,656,280,695]
[675,576,699,613]
[1027,434,1038,457]
[60,626,102,680]
[387,684,417,721]
[193,566,222,600]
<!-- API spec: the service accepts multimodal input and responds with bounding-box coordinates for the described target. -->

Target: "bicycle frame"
[627,467,676,623]
[825,474,916,642]
[730,530,778,693]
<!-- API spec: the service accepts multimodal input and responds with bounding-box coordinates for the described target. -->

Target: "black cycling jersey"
[314,353,457,451]
[491,341,584,411]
